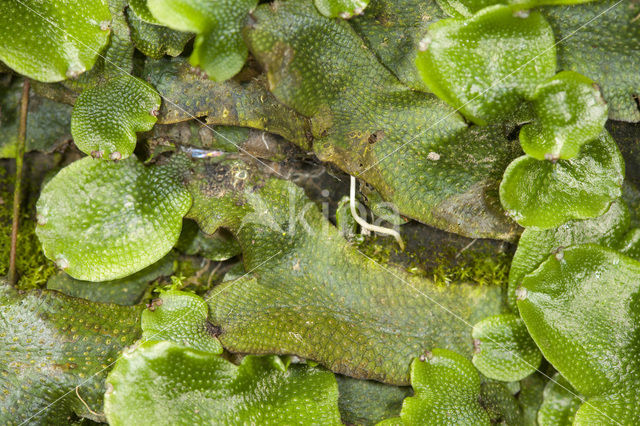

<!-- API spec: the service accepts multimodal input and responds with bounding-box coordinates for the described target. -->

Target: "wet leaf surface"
[472,314,541,382]
[507,198,630,310]
[416,4,556,125]
[71,75,160,160]
[519,245,640,424]
[105,341,341,425]
[36,156,192,281]
[499,131,624,229]
[0,0,111,82]
[543,0,640,122]
[147,0,257,81]
[315,0,371,18]
[519,71,608,161]
[141,289,223,354]
[380,350,491,425]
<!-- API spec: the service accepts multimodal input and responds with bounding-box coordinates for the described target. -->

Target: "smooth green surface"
[538,374,582,426]
[381,350,491,425]
[472,314,541,382]
[415,5,556,125]
[518,245,640,424]
[105,341,341,425]
[507,198,630,310]
[315,0,370,18]
[0,283,142,425]
[147,0,257,81]
[47,253,174,305]
[71,75,161,160]
[247,0,522,240]
[499,131,624,229]
[543,0,640,122]
[36,156,192,282]
[520,71,608,161]
[191,165,506,384]
[0,78,72,158]
[436,0,595,17]
[0,0,110,82]
[126,7,193,59]
[141,289,223,353]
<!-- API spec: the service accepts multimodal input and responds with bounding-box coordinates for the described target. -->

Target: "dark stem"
[8,78,30,286]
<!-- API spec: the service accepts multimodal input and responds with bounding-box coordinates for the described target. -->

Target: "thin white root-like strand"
[350,175,405,250]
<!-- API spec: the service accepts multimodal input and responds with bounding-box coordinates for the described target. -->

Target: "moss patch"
[0,163,56,290]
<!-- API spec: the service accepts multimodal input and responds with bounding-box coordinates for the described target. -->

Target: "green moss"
[0,167,56,290]
[357,233,511,287]
[429,248,511,287]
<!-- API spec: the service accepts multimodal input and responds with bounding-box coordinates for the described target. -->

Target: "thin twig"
[8,78,30,286]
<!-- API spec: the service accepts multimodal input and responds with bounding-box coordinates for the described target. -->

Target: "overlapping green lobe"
[315,0,370,18]
[62,0,134,90]
[542,0,640,122]
[619,228,640,260]
[142,58,312,149]
[499,130,624,229]
[246,0,522,240]
[0,283,142,424]
[129,0,161,24]
[36,156,192,282]
[415,4,556,125]
[471,314,541,382]
[518,245,640,424]
[350,0,446,92]
[186,160,506,384]
[518,373,547,425]
[147,0,257,81]
[47,253,174,305]
[478,381,522,425]
[141,289,223,354]
[71,75,161,159]
[0,0,110,82]
[520,71,608,161]
[507,198,630,310]
[337,376,409,425]
[104,341,341,425]
[537,374,582,426]
[379,350,491,425]
[126,7,193,59]
[436,0,595,17]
